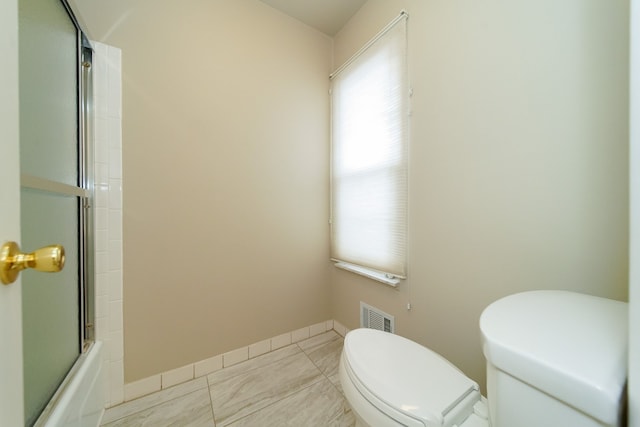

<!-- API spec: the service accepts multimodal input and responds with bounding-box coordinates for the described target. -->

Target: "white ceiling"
[258,0,367,36]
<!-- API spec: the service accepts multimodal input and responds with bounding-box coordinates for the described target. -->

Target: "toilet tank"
[480,291,628,427]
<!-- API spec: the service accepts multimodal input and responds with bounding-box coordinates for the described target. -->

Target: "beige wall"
[81,0,333,382]
[332,0,629,391]
[74,0,630,391]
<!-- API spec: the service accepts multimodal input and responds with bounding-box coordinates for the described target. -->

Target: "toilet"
[339,291,628,427]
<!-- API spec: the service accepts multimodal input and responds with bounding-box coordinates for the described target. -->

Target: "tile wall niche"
[92,41,124,408]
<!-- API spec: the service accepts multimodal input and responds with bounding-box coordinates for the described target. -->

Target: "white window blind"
[330,12,409,279]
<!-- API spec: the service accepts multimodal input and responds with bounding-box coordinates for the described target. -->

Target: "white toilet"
[339,290,628,427]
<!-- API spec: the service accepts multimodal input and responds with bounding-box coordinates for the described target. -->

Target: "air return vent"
[360,302,395,333]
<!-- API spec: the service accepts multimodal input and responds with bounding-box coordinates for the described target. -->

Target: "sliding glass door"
[18,0,93,424]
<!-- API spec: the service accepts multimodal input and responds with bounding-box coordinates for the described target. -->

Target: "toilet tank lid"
[343,328,479,426]
[480,290,628,425]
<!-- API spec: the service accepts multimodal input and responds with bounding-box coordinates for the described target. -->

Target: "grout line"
[298,344,329,385]
[296,334,341,388]
[206,379,216,426]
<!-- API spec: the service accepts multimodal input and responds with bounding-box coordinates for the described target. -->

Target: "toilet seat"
[341,329,484,427]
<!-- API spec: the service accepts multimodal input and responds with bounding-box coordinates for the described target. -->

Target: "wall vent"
[360,302,395,333]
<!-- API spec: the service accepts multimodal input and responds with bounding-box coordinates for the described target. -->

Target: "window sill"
[333,262,402,287]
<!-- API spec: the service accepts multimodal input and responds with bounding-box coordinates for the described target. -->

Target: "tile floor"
[100,331,355,426]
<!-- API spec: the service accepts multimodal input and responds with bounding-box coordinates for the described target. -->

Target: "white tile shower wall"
[92,41,124,409]
[123,321,341,402]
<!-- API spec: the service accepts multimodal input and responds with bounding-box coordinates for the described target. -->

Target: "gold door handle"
[0,241,65,285]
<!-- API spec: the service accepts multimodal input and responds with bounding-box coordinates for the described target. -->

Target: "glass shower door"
[18,0,89,424]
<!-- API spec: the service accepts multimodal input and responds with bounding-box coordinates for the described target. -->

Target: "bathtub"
[39,341,104,427]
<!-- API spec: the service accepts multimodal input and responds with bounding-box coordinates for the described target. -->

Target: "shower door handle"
[0,241,65,285]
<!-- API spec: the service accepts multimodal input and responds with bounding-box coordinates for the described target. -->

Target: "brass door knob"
[0,241,65,285]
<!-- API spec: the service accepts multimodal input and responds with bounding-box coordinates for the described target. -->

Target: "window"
[330,12,409,285]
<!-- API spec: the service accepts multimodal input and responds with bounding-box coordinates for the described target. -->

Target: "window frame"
[329,11,409,285]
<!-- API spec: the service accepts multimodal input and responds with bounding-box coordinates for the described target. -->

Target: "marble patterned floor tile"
[210,351,325,426]
[101,377,208,425]
[101,388,214,427]
[298,331,343,378]
[208,344,301,386]
[226,379,355,427]
[297,330,340,352]
[100,330,350,427]
[328,373,344,394]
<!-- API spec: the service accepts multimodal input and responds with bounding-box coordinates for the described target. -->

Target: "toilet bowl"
[339,291,628,427]
[339,328,488,427]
